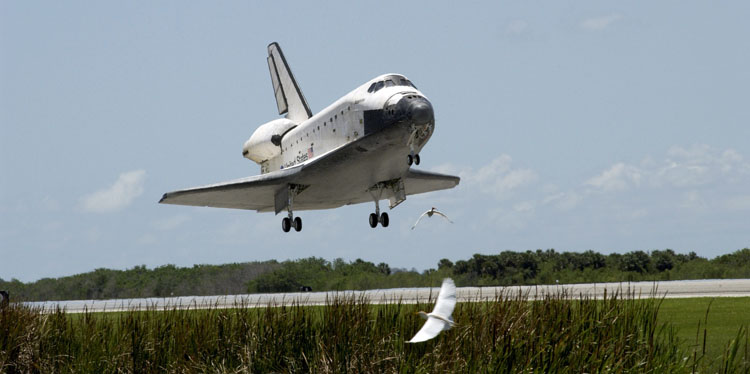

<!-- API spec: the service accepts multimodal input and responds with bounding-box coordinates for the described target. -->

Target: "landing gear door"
[388,179,406,209]
[274,186,289,215]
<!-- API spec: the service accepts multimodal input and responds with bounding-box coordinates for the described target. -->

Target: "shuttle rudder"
[267,42,312,122]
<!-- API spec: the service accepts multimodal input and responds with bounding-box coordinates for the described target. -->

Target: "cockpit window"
[400,78,417,89]
[367,75,416,94]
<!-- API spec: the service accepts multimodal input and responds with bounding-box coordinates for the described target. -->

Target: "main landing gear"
[282,216,301,232]
[369,209,389,228]
[368,183,393,228]
[281,185,303,233]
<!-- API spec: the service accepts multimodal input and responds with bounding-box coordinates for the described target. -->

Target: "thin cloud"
[580,14,622,31]
[433,146,750,234]
[585,162,642,192]
[81,170,146,213]
[429,155,540,230]
[495,169,538,194]
[585,145,749,192]
[513,201,535,213]
[542,191,582,211]
[652,145,748,187]
[465,154,538,198]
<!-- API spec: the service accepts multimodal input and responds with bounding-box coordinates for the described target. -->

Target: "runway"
[24,279,750,314]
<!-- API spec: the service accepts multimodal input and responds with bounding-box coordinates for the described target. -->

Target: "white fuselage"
[243,74,433,175]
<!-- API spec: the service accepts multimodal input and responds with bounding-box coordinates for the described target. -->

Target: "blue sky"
[2,2,749,282]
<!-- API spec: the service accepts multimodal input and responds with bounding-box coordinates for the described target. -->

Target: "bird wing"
[411,211,430,230]
[432,278,457,320]
[407,317,450,343]
[433,210,454,224]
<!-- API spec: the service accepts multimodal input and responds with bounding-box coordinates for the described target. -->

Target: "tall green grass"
[1,291,748,373]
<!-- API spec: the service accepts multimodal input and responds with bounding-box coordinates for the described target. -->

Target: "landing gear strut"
[281,185,302,233]
[368,184,390,228]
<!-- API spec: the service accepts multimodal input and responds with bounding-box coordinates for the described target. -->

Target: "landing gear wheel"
[369,213,378,228]
[414,154,420,165]
[293,217,302,232]
[380,212,389,227]
[282,217,291,232]
[407,154,413,166]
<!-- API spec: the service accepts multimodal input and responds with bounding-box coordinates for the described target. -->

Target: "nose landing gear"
[407,122,430,166]
[407,153,420,166]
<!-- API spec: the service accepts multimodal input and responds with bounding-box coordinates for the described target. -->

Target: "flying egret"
[411,207,453,230]
[407,278,456,343]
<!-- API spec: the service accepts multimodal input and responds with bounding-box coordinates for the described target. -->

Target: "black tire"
[414,154,420,165]
[369,213,378,228]
[407,154,413,166]
[380,212,389,227]
[282,217,291,232]
[294,217,302,232]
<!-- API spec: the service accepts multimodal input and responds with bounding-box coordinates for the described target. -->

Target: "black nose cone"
[400,96,433,126]
[409,100,433,125]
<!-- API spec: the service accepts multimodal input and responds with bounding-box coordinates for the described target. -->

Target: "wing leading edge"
[158,167,300,212]
[403,169,460,196]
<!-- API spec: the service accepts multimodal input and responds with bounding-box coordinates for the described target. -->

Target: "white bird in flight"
[411,207,453,230]
[407,278,456,343]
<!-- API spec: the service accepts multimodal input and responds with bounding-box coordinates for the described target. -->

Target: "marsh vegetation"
[2,291,748,373]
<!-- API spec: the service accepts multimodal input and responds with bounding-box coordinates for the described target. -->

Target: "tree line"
[2,248,749,301]
[1,262,279,302]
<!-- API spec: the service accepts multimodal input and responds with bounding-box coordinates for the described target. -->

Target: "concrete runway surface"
[24,279,750,314]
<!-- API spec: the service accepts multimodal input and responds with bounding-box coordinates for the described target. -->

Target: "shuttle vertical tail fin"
[267,42,312,122]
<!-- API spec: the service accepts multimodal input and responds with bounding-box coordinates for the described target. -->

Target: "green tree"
[652,250,675,272]
[437,258,453,270]
[377,262,391,275]
[619,251,651,273]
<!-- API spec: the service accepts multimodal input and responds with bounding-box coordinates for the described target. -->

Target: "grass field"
[659,297,750,367]
[2,293,749,373]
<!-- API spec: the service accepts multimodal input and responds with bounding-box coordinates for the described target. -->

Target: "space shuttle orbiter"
[160,42,459,232]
